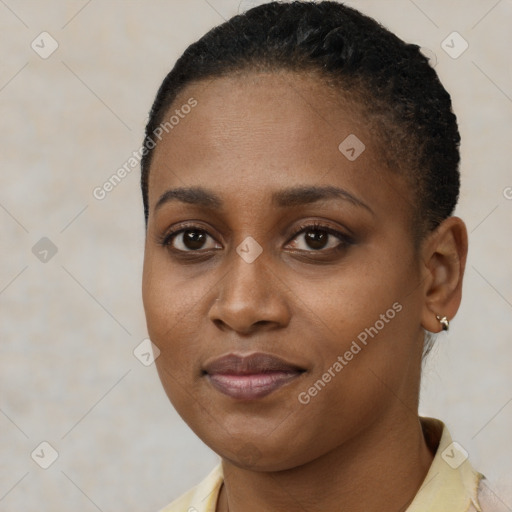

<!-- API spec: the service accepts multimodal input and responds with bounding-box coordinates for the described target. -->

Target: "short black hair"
[140,0,460,243]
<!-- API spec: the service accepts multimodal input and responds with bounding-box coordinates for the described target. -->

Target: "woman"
[139,2,502,510]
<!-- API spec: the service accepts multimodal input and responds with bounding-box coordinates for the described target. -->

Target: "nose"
[208,247,291,335]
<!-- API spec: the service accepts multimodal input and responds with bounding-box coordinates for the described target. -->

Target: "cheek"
[142,256,204,415]
[293,249,420,402]
[142,250,218,382]
[284,302,418,468]
[143,250,197,334]
[298,251,411,344]
[142,251,191,371]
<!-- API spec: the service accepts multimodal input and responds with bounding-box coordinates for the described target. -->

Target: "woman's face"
[142,71,427,470]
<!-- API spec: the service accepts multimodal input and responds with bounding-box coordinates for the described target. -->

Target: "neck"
[217,411,435,512]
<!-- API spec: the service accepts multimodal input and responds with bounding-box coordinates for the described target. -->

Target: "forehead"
[169,73,348,149]
[147,71,410,221]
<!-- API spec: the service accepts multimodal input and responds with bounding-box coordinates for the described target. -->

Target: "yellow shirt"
[158,417,487,512]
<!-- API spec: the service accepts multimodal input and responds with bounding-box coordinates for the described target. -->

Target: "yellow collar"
[406,417,484,512]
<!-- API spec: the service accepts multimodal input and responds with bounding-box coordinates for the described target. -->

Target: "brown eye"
[178,230,208,250]
[288,222,352,252]
[160,227,221,252]
[303,229,329,250]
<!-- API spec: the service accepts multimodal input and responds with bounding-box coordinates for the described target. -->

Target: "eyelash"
[157,221,354,255]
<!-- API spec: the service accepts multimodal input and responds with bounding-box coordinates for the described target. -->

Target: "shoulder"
[471,476,512,512]
[157,464,224,512]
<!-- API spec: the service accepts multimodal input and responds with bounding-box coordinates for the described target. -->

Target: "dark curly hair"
[140,0,460,245]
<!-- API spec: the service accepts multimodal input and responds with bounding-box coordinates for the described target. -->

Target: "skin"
[141,70,468,512]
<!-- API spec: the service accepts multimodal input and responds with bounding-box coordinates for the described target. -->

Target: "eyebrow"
[154,185,374,215]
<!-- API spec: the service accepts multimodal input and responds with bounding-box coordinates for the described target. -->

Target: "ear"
[419,216,468,333]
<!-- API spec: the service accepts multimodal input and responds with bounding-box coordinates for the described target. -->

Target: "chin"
[201,427,322,473]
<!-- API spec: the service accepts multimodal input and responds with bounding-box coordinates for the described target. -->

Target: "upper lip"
[203,352,306,375]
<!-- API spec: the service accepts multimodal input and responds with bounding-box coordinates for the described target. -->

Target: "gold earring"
[436,315,449,331]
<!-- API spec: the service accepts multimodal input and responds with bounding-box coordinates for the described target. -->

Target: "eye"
[158,225,221,252]
[286,222,353,252]
[157,221,353,255]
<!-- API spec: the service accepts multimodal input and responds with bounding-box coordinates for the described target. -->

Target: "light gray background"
[1,0,511,510]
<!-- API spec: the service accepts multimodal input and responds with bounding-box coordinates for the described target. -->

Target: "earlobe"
[420,217,468,333]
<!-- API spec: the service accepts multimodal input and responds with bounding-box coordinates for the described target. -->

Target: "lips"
[203,352,305,400]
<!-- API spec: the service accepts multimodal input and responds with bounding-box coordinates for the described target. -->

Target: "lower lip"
[206,371,302,400]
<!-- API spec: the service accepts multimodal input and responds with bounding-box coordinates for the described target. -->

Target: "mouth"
[202,352,306,400]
